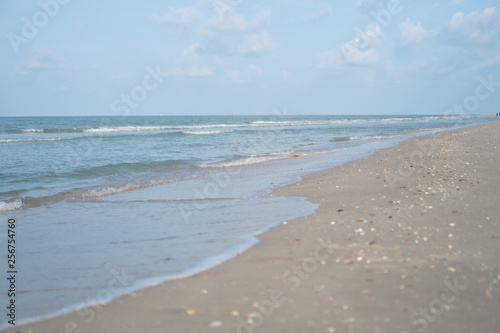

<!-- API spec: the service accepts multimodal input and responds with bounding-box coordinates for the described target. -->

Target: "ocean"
[0,114,495,327]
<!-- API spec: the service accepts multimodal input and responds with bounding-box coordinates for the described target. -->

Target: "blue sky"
[1,0,499,116]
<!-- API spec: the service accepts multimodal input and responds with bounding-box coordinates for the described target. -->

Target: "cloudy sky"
[1,0,499,116]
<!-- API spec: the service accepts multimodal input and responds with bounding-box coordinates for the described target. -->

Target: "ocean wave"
[7,126,172,134]
[5,116,471,135]
[11,178,177,210]
[197,150,300,169]
[14,128,85,133]
[177,124,242,129]
[0,131,184,144]
[11,185,140,209]
[198,149,329,169]
[250,119,394,126]
[85,125,240,133]
[198,155,283,168]
[0,160,192,211]
[20,128,44,133]
[330,137,351,142]
[70,175,193,200]
[182,130,234,135]
[350,134,403,140]
[74,183,143,199]
[0,199,23,212]
[84,126,172,133]
[328,133,406,142]
[246,120,359,126]
[67,160,187,178]
[0,137,81,144]
[17,169,202,209]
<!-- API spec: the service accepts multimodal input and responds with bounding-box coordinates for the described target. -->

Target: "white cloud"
[302,4,333,21]
[342,47,380,65]
[340,25,384,63]
[16,46,68,74]
[317,45,381,68]
[226,64,263,83]
[399,19,437,44]
[152,4,273,57]
[207,6,270,32]
[150,7,202,25]
[316,48,345,69]
[204,6,274,55]
[183,42,202,56]
[167,43,222,77]
[470,54,500,72]
[236,30,273,54]
[360,24,384,47]
[208,6,248,31]
[446,7,500,44]
[356,0,391,15]
[317,25,384,68]
[150,4,270,34]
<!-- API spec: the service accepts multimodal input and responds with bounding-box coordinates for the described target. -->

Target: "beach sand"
[9,122,500,333]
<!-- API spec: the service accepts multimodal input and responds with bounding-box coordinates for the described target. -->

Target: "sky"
[0,0,499,116]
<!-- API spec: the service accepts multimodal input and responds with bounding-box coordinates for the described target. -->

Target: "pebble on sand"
[209,321,222,327]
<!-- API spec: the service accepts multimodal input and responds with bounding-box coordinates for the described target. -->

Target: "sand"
[8,121,500,333]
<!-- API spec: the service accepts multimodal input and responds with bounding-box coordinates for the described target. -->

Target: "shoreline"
[7,121,500,333]
[0,124,457,328]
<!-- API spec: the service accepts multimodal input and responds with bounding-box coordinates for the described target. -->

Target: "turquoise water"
[0,115,495,326]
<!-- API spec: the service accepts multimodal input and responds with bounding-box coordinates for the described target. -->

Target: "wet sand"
[9,121,500,333]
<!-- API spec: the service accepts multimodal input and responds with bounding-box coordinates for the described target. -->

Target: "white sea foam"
[85,124,240,133]
[0,137,78,144]
[84,126,171,133]
[197,148,331,169]
[10,116,470,136]
[349,132,411,141]
[198,153,293,169]
[182,130,234,135]
[11,116,471,136]
[75,183,142,199]
[247,120,357,126]
[72,177,183,200]
[0,199,23,212]
[20,128,44,133]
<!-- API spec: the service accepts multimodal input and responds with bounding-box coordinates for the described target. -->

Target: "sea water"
[0,114,495,326]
